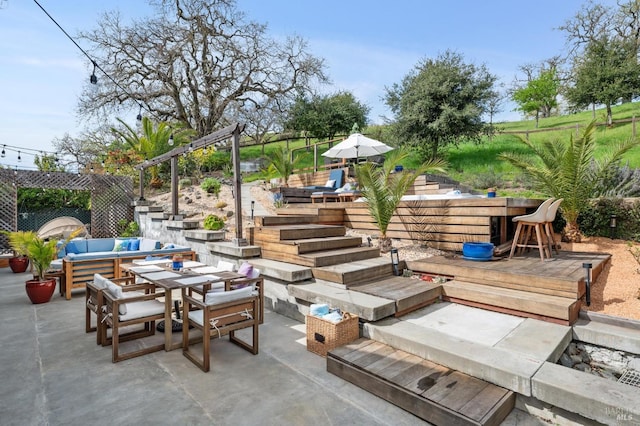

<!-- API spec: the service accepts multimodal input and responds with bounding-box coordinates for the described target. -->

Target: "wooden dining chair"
[85,273,137,345]
[100,279,166,363]
[182,286,259,372]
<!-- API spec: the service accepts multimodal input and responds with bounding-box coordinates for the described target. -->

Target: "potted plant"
[3,229,81,304]
[0,230,32,273]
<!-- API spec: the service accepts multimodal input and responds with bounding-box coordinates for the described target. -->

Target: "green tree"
[286,91,370,140]
[265,147,306,187]
[499,121,639,242]
[565,36,640,125]
[511,68,559,128]
[385,50,497,161]
[111,117,195,186]
[355,149,447,252]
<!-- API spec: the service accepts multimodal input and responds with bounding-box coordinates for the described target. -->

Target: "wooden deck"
[327,338,515,426]
[406,251,611,325]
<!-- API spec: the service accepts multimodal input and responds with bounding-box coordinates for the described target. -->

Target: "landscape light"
[610,214,617,239]
[390,248,400,276]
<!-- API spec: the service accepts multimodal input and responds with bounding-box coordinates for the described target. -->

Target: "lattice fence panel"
[0,170,134,249]
[0,169,17,253]
[90,174,134,238]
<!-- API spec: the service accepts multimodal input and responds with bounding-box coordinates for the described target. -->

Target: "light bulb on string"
[202,146,207,155]
[1,145,5,158]
[17,151,21,162]
[90,60,98,84]
[168,134,174,146]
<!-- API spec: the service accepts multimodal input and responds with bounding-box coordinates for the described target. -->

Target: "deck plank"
[327,339,515,426]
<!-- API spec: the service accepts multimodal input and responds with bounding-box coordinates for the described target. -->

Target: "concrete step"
[165,220,200,230]
[183,230,225,242]
[247,258,312,283]
[288,280,396,321]
[532,362,640,425]
[148,212,169,221]
[363,303,572,396]
[312,257,393,285]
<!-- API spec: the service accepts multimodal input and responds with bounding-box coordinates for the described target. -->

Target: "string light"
[1,145,4,158]
[17,151,21,162]
[136,104,143,122]
[90,62,98,85]
[168,134,174,146]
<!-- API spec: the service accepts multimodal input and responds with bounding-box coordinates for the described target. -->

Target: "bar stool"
[509,198,555,261]
[544,198,563,256]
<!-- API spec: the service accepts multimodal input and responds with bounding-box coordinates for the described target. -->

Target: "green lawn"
[239,103,640,190]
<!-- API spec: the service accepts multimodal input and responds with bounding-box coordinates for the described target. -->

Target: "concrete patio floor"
[0,268,540,426]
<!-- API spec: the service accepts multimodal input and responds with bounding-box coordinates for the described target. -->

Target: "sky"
[0,0,618,170]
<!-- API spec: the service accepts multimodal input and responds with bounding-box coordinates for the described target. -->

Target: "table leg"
[164,291,173,351]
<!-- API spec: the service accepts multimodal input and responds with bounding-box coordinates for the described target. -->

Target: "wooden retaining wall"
[343,198,541,252]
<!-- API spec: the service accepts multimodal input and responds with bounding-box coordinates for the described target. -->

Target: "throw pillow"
[325,179,336,188]
[112,239,129,252]
[237,262,253,277]
[128,238,141,251]
[65,241,80,254]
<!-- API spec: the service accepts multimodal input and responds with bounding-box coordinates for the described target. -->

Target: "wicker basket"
[306,312,359,357]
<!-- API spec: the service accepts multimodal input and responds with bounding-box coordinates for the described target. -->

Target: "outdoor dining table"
[120,262,244,351]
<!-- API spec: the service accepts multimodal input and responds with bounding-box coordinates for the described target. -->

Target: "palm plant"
[499,120,639,242]
[356,148,447,252]
[265,147,306,187]
[111,117,196,186]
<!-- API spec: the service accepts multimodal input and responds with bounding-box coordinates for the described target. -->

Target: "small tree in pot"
[1,230,32,273]
[4,229,81,304]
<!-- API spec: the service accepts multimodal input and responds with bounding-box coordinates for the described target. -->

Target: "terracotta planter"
[25,278,57,304]
[9,256,29,273]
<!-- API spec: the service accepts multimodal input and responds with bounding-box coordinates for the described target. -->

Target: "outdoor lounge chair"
[303,168,344,191]
[182,286,259,372]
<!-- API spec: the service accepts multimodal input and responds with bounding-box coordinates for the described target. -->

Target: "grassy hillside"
[238,103,640,193]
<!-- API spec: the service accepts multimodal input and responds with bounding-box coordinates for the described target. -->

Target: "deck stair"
[311,257,395,286]
[327,338,515,426]
[251,217,381,268]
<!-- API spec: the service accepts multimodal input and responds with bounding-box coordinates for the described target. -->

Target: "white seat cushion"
[118,300,165,321]
[93,273,110,290]
[204,286,256,306]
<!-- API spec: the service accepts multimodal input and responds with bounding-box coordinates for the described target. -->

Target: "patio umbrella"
[322,133,393,159]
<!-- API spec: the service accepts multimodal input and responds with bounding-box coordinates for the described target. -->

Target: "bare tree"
[52,127,113,171]
[78,0,327,137]
[230,95,287,155]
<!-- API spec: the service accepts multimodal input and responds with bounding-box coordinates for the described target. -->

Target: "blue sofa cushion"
[87,238,115,252]
[66,239,88,255]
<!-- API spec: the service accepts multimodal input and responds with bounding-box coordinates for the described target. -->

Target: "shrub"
[203,214,225,231]
[116,219,140,237]
[201,177,221,197]
[215,201,228,210]
[179,178,192,189]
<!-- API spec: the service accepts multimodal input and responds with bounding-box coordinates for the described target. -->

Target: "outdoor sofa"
[54,237,195,300]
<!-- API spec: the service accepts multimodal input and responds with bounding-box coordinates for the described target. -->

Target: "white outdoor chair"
[544,198,563,256]
[509,198,555,261]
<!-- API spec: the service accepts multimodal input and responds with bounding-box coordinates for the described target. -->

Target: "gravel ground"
[151,182,640,321]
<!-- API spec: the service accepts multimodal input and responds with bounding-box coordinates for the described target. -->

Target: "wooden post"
[138,169,145,201]
[232,127,247,246]
[171,155,179,218]
[314,144,318,172]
